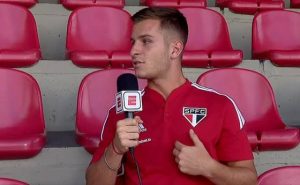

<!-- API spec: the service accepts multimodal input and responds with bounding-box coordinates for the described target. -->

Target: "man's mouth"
[133,60,144,66]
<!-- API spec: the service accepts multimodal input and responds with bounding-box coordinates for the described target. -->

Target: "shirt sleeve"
[216,98,253,162]
[89,107,126,184]
[90,107,118,163]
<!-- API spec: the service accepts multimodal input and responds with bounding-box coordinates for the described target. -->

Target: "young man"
[86,7,257,185]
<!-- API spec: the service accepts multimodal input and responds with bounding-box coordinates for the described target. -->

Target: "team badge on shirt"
[183,107,207,127]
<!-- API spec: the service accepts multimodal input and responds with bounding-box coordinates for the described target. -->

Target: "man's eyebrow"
[131,34,154,41]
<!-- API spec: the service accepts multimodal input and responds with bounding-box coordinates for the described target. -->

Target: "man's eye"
[143,39,152,44]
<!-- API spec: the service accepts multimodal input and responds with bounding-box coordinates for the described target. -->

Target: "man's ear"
[170,40,184,60]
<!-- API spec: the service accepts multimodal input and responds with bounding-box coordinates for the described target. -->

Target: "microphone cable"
[129,148,143,185]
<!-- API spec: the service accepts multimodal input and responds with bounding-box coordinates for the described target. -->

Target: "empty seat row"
[66,6,242,68]
[1,4,300,68]
[76,68,300,154]
[2,0,300,14]
[66,7,300,68]
[0,67,298,159]
[55,0,300,14]
[61,0,300,12]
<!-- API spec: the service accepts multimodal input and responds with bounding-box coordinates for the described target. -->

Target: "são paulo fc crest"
[183,107,207,127]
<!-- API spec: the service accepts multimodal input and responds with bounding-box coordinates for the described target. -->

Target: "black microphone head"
[117,73,139,92]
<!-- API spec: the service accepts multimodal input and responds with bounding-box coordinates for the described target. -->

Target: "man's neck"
[148,73,186,99]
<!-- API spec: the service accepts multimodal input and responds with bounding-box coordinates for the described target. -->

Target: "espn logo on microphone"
[116,91,143,113]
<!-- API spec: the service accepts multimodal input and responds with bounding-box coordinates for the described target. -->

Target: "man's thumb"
[189,129,202,146]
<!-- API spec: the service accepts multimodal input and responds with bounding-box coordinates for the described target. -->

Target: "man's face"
[131,19,171,80]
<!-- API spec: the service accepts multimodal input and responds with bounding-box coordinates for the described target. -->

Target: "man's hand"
[113,116,143,154]
[173,129,215,177]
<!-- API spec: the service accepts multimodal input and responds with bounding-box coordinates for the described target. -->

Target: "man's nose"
[130,42,140,57]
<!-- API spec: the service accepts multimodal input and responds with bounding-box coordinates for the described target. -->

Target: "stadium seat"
[291,0,300,8]
[142,0,206,8]
[66,6,132,68]
[252,10,300,67]
[0,3,41,68]
[258,166,300,185]
[179,8,242,68]
[76,69,147,154]
[197,68,300,151]
[0,0,37,8]
[0,178,29,185]
[0,68,46,159]
[216,0,284,14]
[60,0,124,10]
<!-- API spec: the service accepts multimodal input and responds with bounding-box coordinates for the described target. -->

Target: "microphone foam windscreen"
[117,73,139,92]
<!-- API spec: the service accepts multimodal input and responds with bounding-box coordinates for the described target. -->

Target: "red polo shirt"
[91,80,253,185]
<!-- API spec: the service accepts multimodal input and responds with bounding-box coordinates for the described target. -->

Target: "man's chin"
[135,74,148,79]
[134,71,147,79]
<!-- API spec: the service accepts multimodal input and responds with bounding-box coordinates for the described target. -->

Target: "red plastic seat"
[0,68,46,159]
[0,0,37,8]
[0,3,41,68]
[76,69,147,154]
[252,10,300,67]
[0,178,29,185]
[143,0,206,7]
[60,0,124,10]
[179,8,242,68]
[217,0,284,14]
[291,0,300,8]
[66,6,132,68]
[258,166,300,185]
[197,68,300,151]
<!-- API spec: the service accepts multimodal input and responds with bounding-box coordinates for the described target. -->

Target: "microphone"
[116,73,143,118]
[116,73,144,185]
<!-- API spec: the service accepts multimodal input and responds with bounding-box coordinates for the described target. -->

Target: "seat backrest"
[258,166,300,185]
[76,69,147,138]
[261,0,283,2]
[60,0,124,10]
[0,68,45,137]
[252,10,300,59]
[217,0,284,8]
[0,0,37,8]
[0,3,40,51]
[0,178,29,185]
[291,0,300,8]
[144,0,206,7]
[197,68,286,132]
[66,7,132,57]
[180,8,234,52]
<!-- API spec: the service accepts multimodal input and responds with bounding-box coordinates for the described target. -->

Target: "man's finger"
[175,140,185,150]
[189,129,203,147]
[134,116,143,124]
[173,148,180,156]
[124,140,139,148]
[117,118,139,127]
[123,126,140,133]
